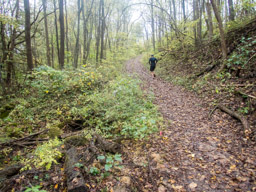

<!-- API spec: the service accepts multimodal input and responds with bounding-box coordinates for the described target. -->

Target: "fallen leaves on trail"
[124,56,256,191]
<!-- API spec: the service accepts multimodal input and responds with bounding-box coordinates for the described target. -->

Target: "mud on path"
[125,56,256,192]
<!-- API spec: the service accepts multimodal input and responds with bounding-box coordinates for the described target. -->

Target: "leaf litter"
[124,56,256,192]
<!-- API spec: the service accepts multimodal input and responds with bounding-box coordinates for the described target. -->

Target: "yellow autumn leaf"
[85,183,90,188]
[211,175,217,181]
[230,164,236,170]
[45,90,49,93]
[54,184,58,189]
[168,179,176,184]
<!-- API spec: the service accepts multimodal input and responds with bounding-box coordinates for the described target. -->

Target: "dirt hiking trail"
[125,56,255,192]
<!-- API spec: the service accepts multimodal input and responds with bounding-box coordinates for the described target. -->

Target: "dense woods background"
[0,0,255,93]
[0,0,256,191]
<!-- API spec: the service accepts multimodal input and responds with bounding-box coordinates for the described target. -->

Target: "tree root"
[215,104,251,137]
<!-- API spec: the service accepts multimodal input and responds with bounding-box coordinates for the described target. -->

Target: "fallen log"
[216,104,250,135]
[0,129,49,148]
[95,134,121,154]
[0,163,22,179]
[65,147,88,192]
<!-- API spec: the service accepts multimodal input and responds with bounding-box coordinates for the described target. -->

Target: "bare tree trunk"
[33,0,37,67]
[172,0,176,23]
[206,1,213,40]
[64,0,69,63]
[100,0,105,61]
[210,0,227,62]
[74,0,81,68]
[51,33,55,67]
[82,0,87,64]
[43,0,52,67]
[59,0,65,69]
[85,18,93,63]
[53,0,60,65]
[151,0,155,51]
[228,0,235,21]
[96,1,101,64]
[193,0,198,46]
[1,21,7,92]
[24,0,33,71]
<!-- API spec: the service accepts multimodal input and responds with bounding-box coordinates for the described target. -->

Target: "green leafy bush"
[227,36,256,69]
[21,138,63,171]
[70,76,161,138]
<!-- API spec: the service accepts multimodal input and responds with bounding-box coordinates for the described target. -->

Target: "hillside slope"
[156,17,256,140]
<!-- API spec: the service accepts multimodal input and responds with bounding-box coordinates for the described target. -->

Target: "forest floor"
[124,56,256,192]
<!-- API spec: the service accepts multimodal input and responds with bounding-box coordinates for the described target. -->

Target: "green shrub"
[21,138,63,171]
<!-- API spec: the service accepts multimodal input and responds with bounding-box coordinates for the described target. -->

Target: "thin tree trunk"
[228,0,235,21]
[51,33,54,67]
[206,1,213,40]
[82,0,87,64]
[74,0,81,68]
[96,1,101,64]
[85,18,93,63]
[59,0,65,69]
[193,0,198,46]
[0,22,7,91]
[100,0,105,61]
[172,0,176,23]
[53,0,60,65]
[151,0,155,51]
[33,0,37,67]
[24,0,33,71]
[210,0,227,62]
[43,0,52,67]
[64,0,69,63]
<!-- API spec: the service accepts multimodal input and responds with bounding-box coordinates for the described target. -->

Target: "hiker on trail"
[149,55,158,78]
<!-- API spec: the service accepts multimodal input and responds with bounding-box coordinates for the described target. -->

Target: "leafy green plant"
[24,185,47,192]
[97,154,123,172]
[238,107,249,114]
[227,36,256,69]
[89,167,100,175]
[21,138,63,171]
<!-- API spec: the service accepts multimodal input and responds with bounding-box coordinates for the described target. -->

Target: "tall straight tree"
[206,0,213,40]
[24,0,33,71]
[151,0,155,51]
[42,0,51,67]
[53,0,60,65]
[64,0,69,59]
[228,0,235,21]
[96,1,101,64]
[74,0,81,68]
[59,0,65,69]
[100,0,105,61]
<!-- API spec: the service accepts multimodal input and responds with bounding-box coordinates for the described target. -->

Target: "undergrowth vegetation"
[0,49,162,171]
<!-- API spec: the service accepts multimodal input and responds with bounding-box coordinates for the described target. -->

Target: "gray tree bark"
[43,0,52,67]
[59,0,65,69]
[24,0,33,71]
[74,0,81,68]
[210,0,227,62]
